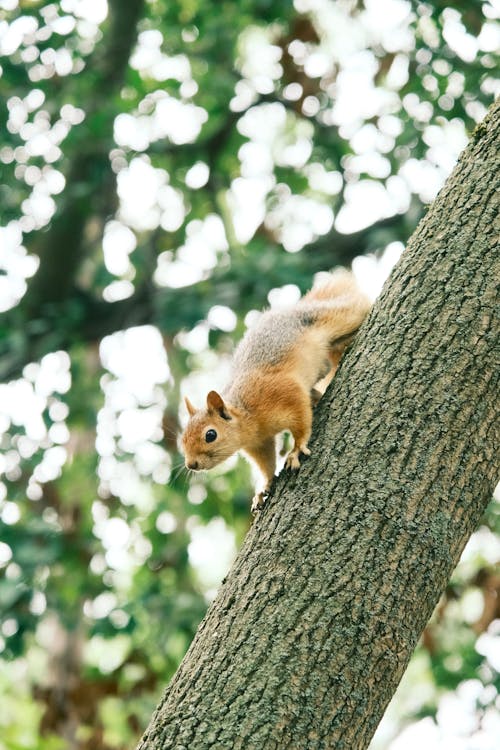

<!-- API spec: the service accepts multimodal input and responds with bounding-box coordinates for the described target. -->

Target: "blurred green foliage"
[0,0,498,747]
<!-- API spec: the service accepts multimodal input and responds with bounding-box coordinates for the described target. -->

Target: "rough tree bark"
[137,103,499,749]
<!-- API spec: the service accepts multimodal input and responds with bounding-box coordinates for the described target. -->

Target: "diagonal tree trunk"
[137,102,499,749]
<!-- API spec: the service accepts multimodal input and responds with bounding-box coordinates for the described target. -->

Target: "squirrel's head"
[181,391,243,472]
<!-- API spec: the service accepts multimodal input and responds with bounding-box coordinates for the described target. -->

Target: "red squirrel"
[181,270,371,513]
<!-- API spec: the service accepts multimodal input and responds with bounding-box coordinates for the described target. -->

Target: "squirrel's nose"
[187,461,199,470]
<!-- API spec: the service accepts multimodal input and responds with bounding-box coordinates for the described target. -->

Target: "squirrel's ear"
[206,390,231,420]
[184,396,197,417]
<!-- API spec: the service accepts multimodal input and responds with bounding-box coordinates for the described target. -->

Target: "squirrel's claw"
[285,444,311,470]
[285,452,301,470]
[251,491,268,515]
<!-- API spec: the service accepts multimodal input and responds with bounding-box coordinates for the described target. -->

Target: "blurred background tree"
[0,0,498,748]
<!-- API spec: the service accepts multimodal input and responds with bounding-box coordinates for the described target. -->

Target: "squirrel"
[181,269,371,513]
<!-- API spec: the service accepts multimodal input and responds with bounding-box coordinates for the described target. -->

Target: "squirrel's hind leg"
[244,438,276,514]
[284,391,313,471]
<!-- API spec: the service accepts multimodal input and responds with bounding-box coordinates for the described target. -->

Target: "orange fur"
[181,270,371,513]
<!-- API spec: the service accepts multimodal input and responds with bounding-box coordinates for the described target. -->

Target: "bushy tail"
[302,268,364,303]
[300,269,372,343]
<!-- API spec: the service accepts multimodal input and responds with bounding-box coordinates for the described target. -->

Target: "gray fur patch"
[297,309,318,327]
[232,309,306,370]
[230,298,353,374]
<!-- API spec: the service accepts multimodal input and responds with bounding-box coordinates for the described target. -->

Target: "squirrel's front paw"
[285,444,310,470]
[285,451,301,470]
[251,491,268,515]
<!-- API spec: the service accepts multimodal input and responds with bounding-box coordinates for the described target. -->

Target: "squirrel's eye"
[205,429,217,443]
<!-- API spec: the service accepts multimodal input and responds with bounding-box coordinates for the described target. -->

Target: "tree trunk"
[138,102,499,749]
[26,0,145,308]
[0,0,146,384]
